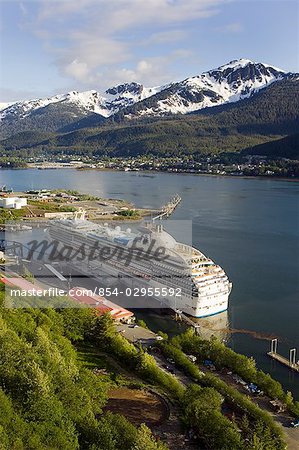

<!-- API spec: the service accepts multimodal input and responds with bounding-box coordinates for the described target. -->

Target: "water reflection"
[191,310,230,342]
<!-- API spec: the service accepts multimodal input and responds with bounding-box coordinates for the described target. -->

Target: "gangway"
[44,264,67,282]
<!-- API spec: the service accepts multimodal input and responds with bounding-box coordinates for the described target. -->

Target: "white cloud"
[24,0,230,88]
[112,57,173,85]
[64,60,91,82]
[37,0,228,26]
[104,50,195,87]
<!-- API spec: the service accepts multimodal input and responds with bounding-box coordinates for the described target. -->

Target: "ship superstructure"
[48,219,232,317]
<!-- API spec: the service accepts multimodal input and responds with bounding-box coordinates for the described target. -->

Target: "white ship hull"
[150,277,231,317]
[47,219,232,318]
[185,292,229,318]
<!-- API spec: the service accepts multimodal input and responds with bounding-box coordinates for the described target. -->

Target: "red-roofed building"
[1,276,39,291]
[0,276,134,323]
[69,287,134,322]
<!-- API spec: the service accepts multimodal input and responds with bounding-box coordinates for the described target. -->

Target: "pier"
[267,339,299,373]
[0,220,48,232]
[153,194,181,221]
[173,308,201,333]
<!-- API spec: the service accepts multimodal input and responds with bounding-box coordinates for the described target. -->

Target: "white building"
[0,197,27,209]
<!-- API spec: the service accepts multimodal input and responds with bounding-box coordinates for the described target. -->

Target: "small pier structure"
[267,339,299,373]
[153,194,181,221]
[174,309,201,334]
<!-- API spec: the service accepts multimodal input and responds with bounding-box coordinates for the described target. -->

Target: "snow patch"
[0,59,295,123]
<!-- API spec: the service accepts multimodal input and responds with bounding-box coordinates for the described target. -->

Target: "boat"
[47,218,232,317]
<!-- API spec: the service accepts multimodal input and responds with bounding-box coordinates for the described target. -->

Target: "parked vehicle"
[167,358,175,364]
[232,374,247,385]
[246,382,263,395]
[203,360,216,371]
[290,419,299,428]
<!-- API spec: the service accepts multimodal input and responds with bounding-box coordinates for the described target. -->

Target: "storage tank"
[15,198,27,208]
[1,197,17,208]
[0,196,27,209]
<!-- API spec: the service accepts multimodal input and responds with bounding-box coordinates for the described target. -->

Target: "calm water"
[1,169,299,396]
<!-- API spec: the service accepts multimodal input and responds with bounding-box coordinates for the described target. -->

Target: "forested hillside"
[242,133,299,159]
[194,79,299,135]
[0,103,106,139]
[1,283,298,449]
[0,285,166,450]
[1,79,298,159]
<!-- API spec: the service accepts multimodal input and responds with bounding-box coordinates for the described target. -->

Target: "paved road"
[209,368,299,450]
[118,324,299,450]
[151,353,192,387]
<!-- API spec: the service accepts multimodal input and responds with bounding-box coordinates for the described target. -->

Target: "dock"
[173,309,201,333]
[267,352,299,372]
[153,194,181,221]
[267,339,299,373]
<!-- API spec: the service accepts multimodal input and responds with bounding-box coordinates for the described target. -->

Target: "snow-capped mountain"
[104,82,166,114]
[0,82,165,123]
[0,90,108,121]
[120,58,289,118]
[0,102,14,111]
[0,59,296,137]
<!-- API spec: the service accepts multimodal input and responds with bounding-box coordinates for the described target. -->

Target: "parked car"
[232,374,247,385]
[290,419,299,428]
[203,360,216,371]
[167,358,175,364]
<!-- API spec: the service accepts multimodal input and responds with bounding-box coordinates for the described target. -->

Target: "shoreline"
[0,187,155,224]
[2,186,298,402]
[1,166,298,182]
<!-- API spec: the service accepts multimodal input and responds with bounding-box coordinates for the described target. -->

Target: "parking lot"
[116,323,162,345]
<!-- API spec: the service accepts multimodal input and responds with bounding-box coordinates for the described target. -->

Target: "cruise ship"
[48,219,232,318]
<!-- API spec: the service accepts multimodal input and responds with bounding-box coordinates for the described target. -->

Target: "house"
[0,196,27,209]
[69,287,134,323]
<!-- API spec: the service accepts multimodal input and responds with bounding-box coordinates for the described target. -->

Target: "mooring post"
[270,338,278,354]
[289,348,296,366]
[194,324,201,335]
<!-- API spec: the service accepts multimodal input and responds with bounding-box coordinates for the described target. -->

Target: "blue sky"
[0,0,298,101]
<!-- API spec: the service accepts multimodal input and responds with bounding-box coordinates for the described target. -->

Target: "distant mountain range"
[0,58,298,159]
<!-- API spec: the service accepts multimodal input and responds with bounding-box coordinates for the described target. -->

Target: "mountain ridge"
[1,58,297,139]
[2,77,298,159]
